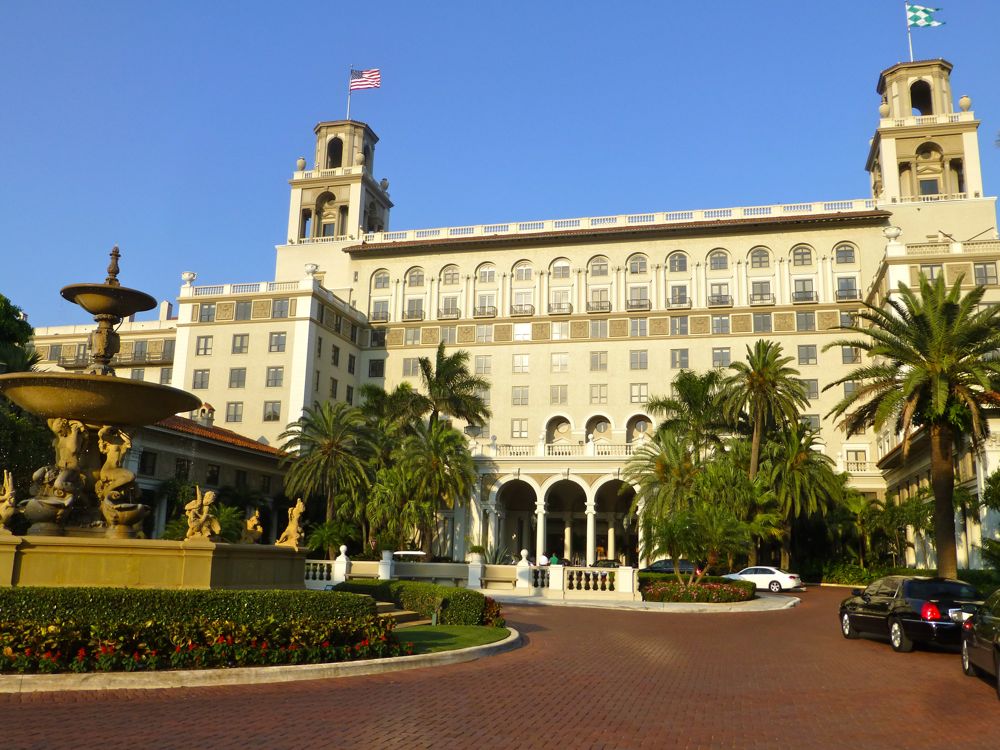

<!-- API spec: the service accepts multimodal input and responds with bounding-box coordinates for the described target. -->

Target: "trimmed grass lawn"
[398,626,509,654]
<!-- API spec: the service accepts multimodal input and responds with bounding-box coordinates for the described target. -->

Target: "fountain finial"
[105,246,121,287]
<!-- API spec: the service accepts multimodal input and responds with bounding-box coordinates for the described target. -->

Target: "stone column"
[606,512,617,562]
[586,500,597,565]
[563,513,573,561]
[535,496,547,564]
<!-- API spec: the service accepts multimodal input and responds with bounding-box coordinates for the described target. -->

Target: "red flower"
[133,653,141,662]
[25,648,33,657]
[321,641,330,648]
[175,645,183,653]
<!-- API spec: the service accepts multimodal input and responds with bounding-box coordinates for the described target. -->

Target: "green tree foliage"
[417,342,491,427]
[0,294,32,350]
[825,274,1000,579]
[646,369,728,462]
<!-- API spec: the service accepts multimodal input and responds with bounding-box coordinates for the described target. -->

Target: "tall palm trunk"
[780,521,792,570]
[748,408,763,480]
[748,544,758,566]
[930,423,959,578]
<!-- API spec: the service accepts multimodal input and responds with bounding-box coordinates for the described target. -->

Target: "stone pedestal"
[377,549,394,580]
[332,545,351,584]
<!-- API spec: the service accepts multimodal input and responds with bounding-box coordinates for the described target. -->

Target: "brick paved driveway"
[2,586,996,749]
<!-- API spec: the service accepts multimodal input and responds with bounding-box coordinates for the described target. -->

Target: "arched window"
[478,263,496,283]
[441,265,460,285]
[513,261,533,281]
[915,142,945,196]
[750,247,770,269]
[372,270,390,290]
[407,267,425,287]
[668,252,687,273]
[326,138,343,169]
[628,254,648,274]
[708,250,729,271]
[792,246,813,266]
[910,80,933,116]
[317,193,338,237]
[550,258,571,280]
[586,415,612,441]
[835,243,857,264]
[589,256,609,277]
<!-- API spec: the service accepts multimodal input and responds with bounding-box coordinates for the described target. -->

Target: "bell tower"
[285,120,393,243]
[865,59,984,203]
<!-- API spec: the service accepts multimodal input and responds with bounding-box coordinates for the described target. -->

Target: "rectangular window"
[590,384,608,404]
[551,322,569,340]
[475,355,492,375]
[511,419,528,439]
[347,354,356,374]
[550,384,568,405]
[235,301,251,320]
[590,351,608,371]
[974,262,998,285]
[345,386,354,405]
[512,354,530,373]
[263,401,281,422]
[331,345,340,366]
[191,369,209,389]
[441,295,459,314]
[670,316,688,336]
[801,414,821,431]
[370,329,387,347]
[225,401,243,423]
[551,353,568,372]
[130,368,145,381]
[514,265,532,282]
[229,367,246,388]
[404,328,420,346]
[175,458,191,481]
[753,312,772,333]
[590,258,609,277]
[798,345,818,365]
[268,332,286,352]
[590,319,608,339]
[793,278,816,301]
[751,280,771,301]
[440,325,457,345]
[630,318,647,337]
[511,386,529,406]
[629,255,647,274]
[796,312,816,331]
[235,470,248,489]
[477,292,496,311]
[630,383,648,404]
[711,315,730,334]
[630,350,648,370]
[402,358,420,377]
[231,334,249,354]
[195,335,213,356]
[330,378,339,398]
[476,386,490,406]
[840,311,857,328]
[476,324,493,343]
[272,299,289,319]
[205,464,220,486]
[919,178,939,196]
[138,451,157,477]
[836,245,856,264]
[670,349,689,369]
[801,379,819,400]
[371,299,389,321]
[920,264,942,281]
[266,366,284,387]
[628,286,649,303]
[405,298,424,319]
[159,367,172,385]
[479,266,496,283]
[552,263,570,280]
[514,322,531,342]
[842,346,861,364]
[712,348,731,368]
[198,303,216,323]
[844,381,858,398]
[670,286,688,304]
[513,289,533,307]
[837,277,859,300]
[368,359,385,377]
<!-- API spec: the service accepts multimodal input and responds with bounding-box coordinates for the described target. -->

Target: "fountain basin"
[0,373,201,426]
[60,283,157,318]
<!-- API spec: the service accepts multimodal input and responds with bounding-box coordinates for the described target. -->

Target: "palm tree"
[396,419,477,553]
[762,422,842,569]
[279,401,375,526]
[721,340,809,480]
[417,342,491,426]
[646,369,728,462]
[824,274,1000,578]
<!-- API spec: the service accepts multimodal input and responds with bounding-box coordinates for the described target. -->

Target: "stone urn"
[959,95,971,112]
[296,156,306,171]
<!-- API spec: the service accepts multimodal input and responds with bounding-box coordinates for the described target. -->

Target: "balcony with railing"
[548,302,573,315]
[668,297,691,309]
[836,288,860,302]
[587,300,612,314]
[369,310,389,323]
[473,306,497,318]
[707,295,734,308]
[792,290,818,303]
[510,304,535,317]
[402,309,425,321]
[437,307,461,320]
[750,293,775,306]
[61,350,175,369]
[625,298,652,312]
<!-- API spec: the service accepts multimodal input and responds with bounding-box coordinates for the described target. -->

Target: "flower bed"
[641,579,755,603]
[0,615,407,675]
[334,580,505,627]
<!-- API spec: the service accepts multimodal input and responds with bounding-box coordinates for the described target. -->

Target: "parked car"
[591,559,620,569]
[724,566,802,592]
[640,559,696,575]
[839,576,983,653]
[959,588,1000,698]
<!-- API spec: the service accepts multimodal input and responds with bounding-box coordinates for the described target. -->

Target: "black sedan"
[839,576,982,652]
[640,559,696,575]
[960,588,1000,699]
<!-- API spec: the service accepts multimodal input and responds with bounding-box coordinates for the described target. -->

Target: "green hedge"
[0,587,376,625]
[0,615,404,674]
[638,573,739,587]
[641,579,756,603]
[334,580,503,626]
[808,563,1000,594]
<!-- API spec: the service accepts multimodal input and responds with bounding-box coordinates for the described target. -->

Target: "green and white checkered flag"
[906,4,944,27]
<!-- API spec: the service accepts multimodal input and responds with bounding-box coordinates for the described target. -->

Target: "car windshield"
[903,580,979,601]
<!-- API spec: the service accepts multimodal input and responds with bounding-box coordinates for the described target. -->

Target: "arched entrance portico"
[541,477,589,564]
[594,479,639,567]
[495,479,538,560]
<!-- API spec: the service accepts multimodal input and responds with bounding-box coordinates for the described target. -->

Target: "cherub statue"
[276,498,305,548]
[240,509,263,544]
[49,418,86,470]
[95,425,137,504]
[184,486,221,540]
[0,470,17,533]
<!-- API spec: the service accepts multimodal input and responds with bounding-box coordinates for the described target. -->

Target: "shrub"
[482,597,505,628]
[0,587,376,625]
[334,580,497,626]
[641,579,755,603]
[806,563,1000,595]
[0,615,406,675]
[638,573,738,588]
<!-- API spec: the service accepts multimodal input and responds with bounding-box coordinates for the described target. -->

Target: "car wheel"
[840,612,858,639]
[768,580,782,593]
[889,619,914,653]
[962,640,984,677]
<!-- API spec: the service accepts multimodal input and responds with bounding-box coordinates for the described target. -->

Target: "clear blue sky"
[2,1,997,326]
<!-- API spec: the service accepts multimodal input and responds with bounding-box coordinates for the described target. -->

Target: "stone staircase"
[376,600,431,629]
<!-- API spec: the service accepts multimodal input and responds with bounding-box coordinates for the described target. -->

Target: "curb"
[484,593,800,613]
[0,628,522,695]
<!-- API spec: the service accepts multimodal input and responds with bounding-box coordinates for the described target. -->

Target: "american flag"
[349,69,381,91]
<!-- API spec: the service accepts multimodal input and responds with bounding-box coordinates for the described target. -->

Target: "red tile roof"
[153,416,285,457]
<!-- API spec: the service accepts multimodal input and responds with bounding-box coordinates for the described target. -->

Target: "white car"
[724,566,802,593]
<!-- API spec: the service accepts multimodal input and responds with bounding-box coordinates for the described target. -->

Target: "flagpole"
[346,65,353,120]
[905,2,914,61]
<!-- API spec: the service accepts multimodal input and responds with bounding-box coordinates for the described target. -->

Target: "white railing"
[890,192,969,204]
[594,443,635,457]
[193,285,224,296]
[846,461,879,474]
[564,567,619,593]
[495,444,534,457]
[903,239,1000,257]
[292,166,367,180]
[304,560,335,590]
[881,111,974,129]
[354,199,877,246]
[545,444,584,457]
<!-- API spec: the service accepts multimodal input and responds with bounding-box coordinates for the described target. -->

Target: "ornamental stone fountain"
[0,249,306,589]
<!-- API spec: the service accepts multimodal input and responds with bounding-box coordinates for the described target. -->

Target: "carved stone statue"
[240,509,263,544]
[0,470,17,534]
[95,426,137,503]
[276,498,305,548]
[184,486,221,541]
